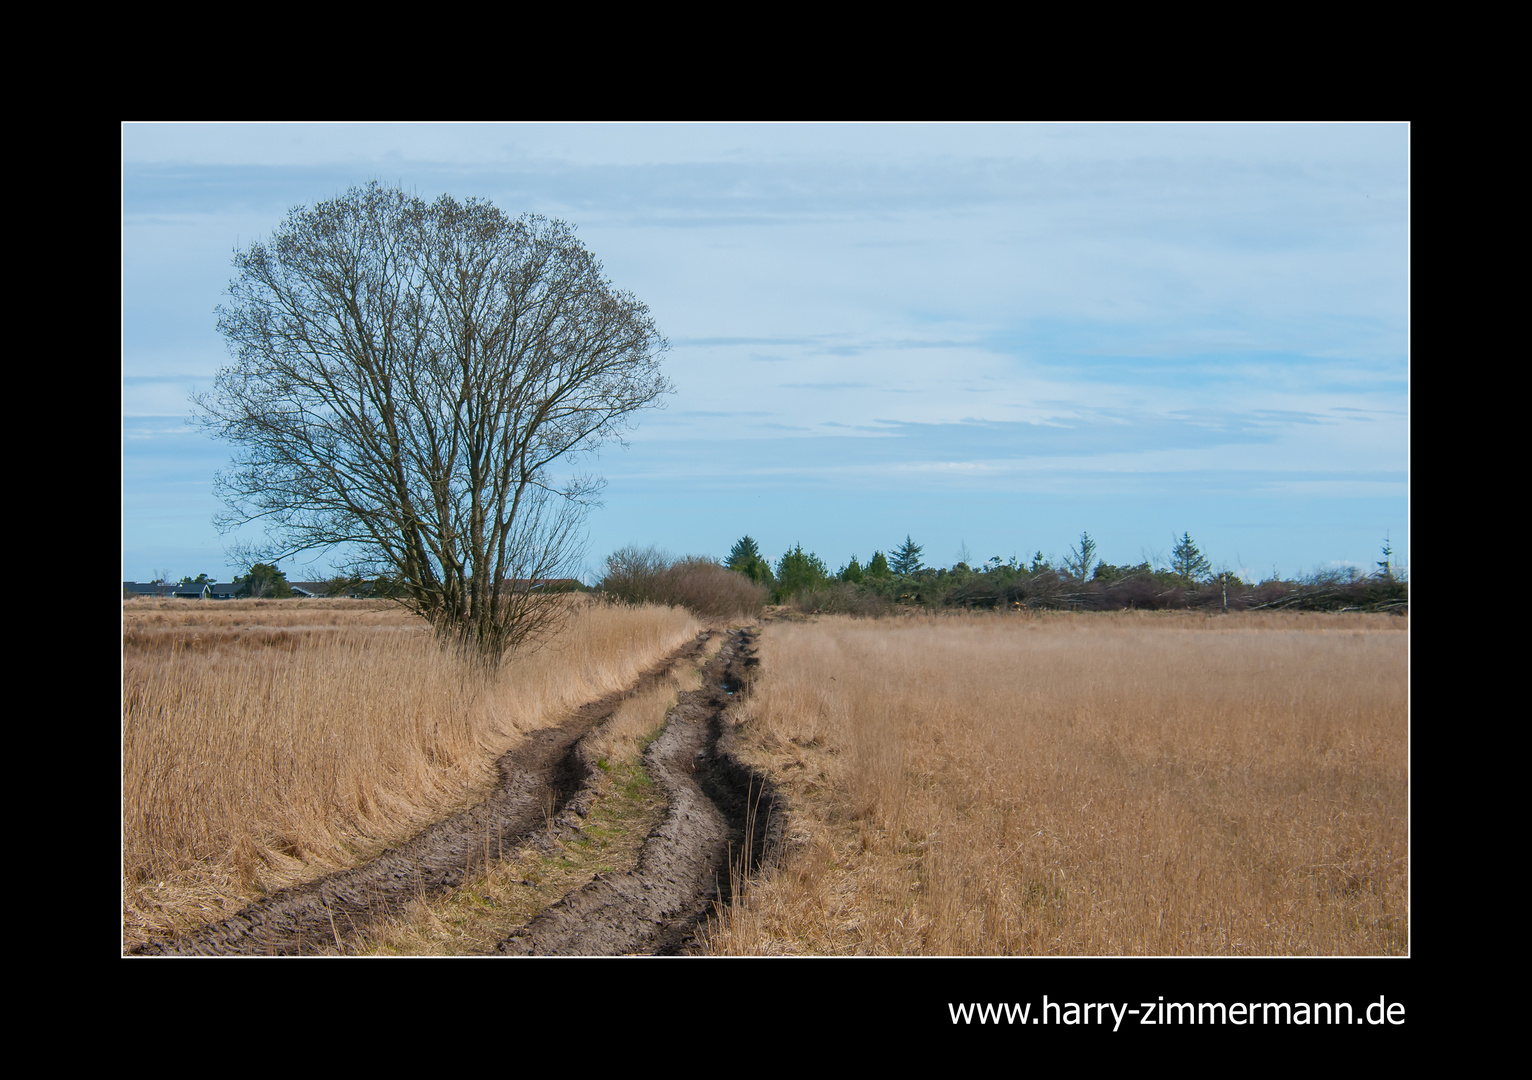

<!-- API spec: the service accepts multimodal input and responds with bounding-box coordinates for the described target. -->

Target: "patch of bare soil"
[499,627,780,955]
[132,628,782,957]
[132,632,712,956]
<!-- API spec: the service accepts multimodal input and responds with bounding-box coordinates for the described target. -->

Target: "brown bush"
[599,546,768,620]
[789,581,890,617]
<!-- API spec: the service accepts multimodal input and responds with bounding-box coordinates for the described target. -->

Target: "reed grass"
[122,596,700,948]
[703,609,1408,955]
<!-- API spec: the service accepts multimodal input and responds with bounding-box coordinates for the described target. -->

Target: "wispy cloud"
[123,123,1407,576]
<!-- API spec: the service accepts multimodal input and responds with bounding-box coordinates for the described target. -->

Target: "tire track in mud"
[133,627,780,956]
[134,632,710,956]
[499,626,780,955]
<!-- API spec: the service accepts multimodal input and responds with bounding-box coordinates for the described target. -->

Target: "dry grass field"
[703,610,1407,956]
[122,595,700,950]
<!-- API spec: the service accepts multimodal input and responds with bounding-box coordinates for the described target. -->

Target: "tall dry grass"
[122,596,700,948]
[705,610,1407,955]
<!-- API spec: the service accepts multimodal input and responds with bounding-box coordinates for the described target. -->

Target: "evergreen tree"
[727,535,774,586]
[775,544,828,599]
[890,535,924,576]
[866,551,891,579]
[1170,533,1212,584]
[727,535,762,568]
[1030,551,1050,574]
[1065,531,1098,581]
[235,562,295,598]
[838,555,865,584]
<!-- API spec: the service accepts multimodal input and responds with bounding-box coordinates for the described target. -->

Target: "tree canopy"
[198,183,671,662]
[235,563,294,598]
[728,536,762,566]
[774,544,828,599]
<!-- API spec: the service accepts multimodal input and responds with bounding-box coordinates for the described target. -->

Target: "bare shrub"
[660,557,770,619]
[1095,574,1183,611]
[789,581,890,617]
[599,547,768,620]
[598,545,670,606]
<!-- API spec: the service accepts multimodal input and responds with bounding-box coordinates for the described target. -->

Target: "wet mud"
[500,626,779,955]
[133,627,780,957]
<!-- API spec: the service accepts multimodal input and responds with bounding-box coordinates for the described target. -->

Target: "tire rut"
[132,631,712,956]
[499,626,781,955]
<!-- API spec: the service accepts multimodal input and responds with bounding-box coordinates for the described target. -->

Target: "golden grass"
[703,609,1408,956]
[122,596,701,949]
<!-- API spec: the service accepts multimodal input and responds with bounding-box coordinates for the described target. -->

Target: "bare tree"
[197,184,672,664]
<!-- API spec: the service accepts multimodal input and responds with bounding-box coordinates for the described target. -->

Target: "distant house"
[508,578,583,592]
[122,581,241,599]
[122,581,179,599]
[123,577,583,600]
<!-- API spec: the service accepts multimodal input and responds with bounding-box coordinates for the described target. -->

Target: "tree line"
[597,531,1407,617]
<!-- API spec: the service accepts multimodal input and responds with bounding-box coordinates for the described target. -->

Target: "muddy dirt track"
[133,627,779,956]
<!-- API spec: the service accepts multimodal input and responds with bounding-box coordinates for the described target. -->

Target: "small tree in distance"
[235,563,295,599]
[727,535,775,587]
[1170,533,1213,584]
[1065,531,1098,581]
[866,551,891,579]
[775,544,829,600]
[890,536,924,576]
[728,535,761,566]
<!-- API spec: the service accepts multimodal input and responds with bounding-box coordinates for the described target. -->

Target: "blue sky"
[123,123,1408,584]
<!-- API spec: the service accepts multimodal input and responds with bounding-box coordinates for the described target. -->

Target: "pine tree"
[727,535,761,569]
[1065,531,1098,581]
[775,544,828,599]
[839,555,865,584]
[890,535,924,576]
[1170,533,1212,584]
[866,551,891,579]
[727,535,773,587]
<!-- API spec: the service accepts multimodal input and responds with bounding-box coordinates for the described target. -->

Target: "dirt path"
[133,627,779,956]
[500,626,778,954]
